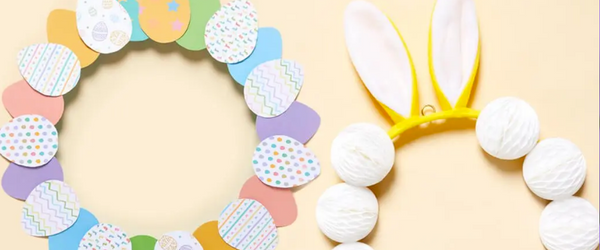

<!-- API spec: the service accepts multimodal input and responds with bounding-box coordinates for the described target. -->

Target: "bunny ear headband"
[316,1,599,250]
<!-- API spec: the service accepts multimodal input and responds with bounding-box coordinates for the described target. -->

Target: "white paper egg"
[76,0,132,54]
[79,223,132,250]
[253,135,320,188]
[333,242,374,250]
[316,183,379,243]
[0,114,59,167]
[155,231,203,250]
[523,138,586,200]
[21,180,80,236]
[540,197,599,250]
[331,123,395,187]
[476,97,540,160]
[218,199,279,250]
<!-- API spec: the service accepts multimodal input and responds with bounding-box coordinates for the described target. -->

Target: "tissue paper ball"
[333,242,374,250]
[540,197,599,250]
[523,138,586,200]
[331,123,395,187]
[476,97,540,160]
[316,183,378,243]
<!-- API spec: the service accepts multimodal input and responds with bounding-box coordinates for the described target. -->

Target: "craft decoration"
[252,136,320,188]
[138,0,191,43]
[17,43,81,97]
[218,199,279,250]
[205,0,259,63]
[318,1,598,249]
[244,59,305,117]
[2,0,321,249]
[76,0,133,54]
[21,180,80,237]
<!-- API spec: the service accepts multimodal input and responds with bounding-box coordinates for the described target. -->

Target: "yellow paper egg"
[138,0,191,43]
[47,9,99,68]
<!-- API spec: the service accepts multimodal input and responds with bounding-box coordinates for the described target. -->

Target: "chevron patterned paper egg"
[0,114,59,167]
[21,180,80,237]
[218,199,278,250]
[17,43,81,96]
[244,59,305,118]
[154,231,202,250]
[253,135,320,188]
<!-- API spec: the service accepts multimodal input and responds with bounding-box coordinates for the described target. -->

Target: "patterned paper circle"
[76,0,133,54]
[244,59,305,118]
[17,43,81,96]
[154,231,202,250]
[0,114,59,167]
[79,223,132,250]
[252,136,320,188]
[218,199,278,250]
[21,180,80,237]
[205,0,258,63]
[138,0,191,43]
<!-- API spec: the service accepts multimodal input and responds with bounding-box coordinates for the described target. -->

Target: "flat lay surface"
[0,0,598,249]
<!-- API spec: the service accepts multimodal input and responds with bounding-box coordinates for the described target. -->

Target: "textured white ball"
[540,197,599,250]
[476,97,540,160]
[523,138,587,200]
[316,183,379,243]
[333,242,374,250]
[331,123,395,187]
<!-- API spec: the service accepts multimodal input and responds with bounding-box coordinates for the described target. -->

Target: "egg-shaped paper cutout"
[252,136,320,188]
[205,0,258,63]
[239,176,298,227]
[76,0,132,54]
[79,223,132,250]
[228,27,283,85]
[256,102,320,144]
[17,43,81,96]
[176,0,220,50]
[138,0,191,43]
[21,180,80,237]
[131,235,158,250]
[47,9,100,68]
[48,208,99,250]
[155,231,203,250]
[2,158,63,200]
[218,199,279,250]
[193,221,235,250]
[2,80,64,125]
[119,0,149,42]
[244,59,305,118]
[0,114,59,167]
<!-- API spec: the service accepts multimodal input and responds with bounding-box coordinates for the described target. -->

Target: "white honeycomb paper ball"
[331,123,395,187]
[476,97,540,160]
[333,242,374,250]
[523,138,587,200]
[316,183,379,243]
[540,197,599,250]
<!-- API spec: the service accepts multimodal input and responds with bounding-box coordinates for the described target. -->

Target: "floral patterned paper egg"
[252,135,320,188]
[138,0,191,43]
[0,114,59,167]
[17,43,81,96]
[76,0,132,54]
[21,180,80,237]
[218,199,278,250]
[154,231,203,250]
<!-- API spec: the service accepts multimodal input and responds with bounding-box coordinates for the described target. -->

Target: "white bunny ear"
[429,0,480,110]
[344,0,418,121]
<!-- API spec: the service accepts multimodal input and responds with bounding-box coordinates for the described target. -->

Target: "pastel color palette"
[2,158,63,200]
[218,199,278,250]
[2,80,64,125]
[48,208,99,250]
[239,176,297,227]
[0,114,59,167]
[79,223,132,250]
[228,27,283,85]
[255,101,320,144]
[119,0,149,42]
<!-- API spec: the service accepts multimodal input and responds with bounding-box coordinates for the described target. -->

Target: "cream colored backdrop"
[0,0,598,249]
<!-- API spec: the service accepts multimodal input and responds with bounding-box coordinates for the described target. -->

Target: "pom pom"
[476,97,540,160]
[316,183,378,243]
[523,138,586,200]
[333,242,374,250]
[331,123,395,187]
[540,197,599,250]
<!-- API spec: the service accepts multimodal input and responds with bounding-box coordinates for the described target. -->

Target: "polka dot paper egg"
[252,135,321,188]
[539,197,599,250]
[218,199,278,250]
[0,114,58,167]
[154,231,202,250]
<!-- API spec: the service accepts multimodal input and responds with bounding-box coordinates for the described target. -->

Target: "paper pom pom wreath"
[1,0,322,249]
[317,1,599,250]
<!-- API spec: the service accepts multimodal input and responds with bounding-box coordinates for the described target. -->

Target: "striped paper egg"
[17,43,81,96]
[21,180,80,237]
[218,199,278,250]
[244,59,305,118]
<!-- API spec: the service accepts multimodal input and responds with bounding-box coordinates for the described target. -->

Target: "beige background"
[1,0,598,249]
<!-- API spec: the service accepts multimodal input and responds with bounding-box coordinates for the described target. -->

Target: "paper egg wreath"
[316,1,600,250]
[1,0,323,249]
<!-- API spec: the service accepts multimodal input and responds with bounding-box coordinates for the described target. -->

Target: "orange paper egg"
[138,0,191,43]
[47,9,99,68]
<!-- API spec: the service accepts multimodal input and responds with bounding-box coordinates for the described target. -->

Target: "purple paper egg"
[256,101,320,144]
[1,158,64,200]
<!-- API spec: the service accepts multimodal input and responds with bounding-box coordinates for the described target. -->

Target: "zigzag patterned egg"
[252,135,320,188]
[244,59,305,118]
[21,180,80,237]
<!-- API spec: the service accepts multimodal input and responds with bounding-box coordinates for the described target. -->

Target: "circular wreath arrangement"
[316,1,600,250]
[1,0,323,249]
